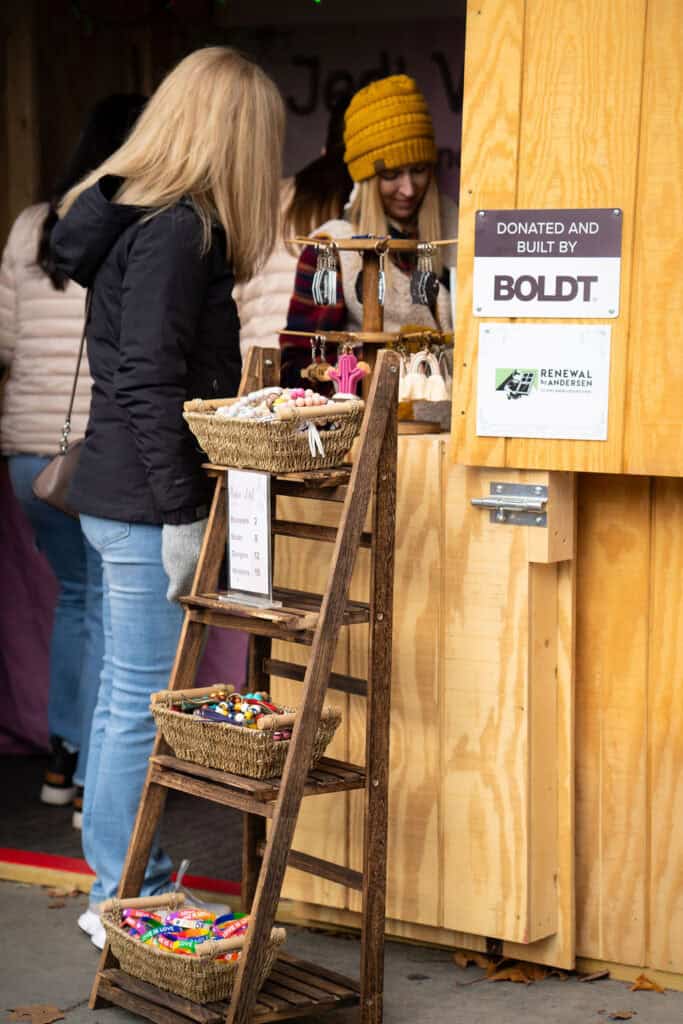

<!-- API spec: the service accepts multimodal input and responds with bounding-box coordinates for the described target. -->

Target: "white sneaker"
[78,908,106,950]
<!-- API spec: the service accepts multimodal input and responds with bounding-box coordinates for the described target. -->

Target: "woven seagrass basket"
[100,894,285,1004]
[151,688,342,779]
[183,396,364,473]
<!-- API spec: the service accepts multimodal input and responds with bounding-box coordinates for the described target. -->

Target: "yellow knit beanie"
[343,74,438,183]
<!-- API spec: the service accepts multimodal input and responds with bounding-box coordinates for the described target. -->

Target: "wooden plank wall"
[275,457,683,981]
[624,0,683,474]
[275,439,577,968]
[2,0,40,238]
[0,0,214,244]
[452,0,683,478]
[574,473,683,977]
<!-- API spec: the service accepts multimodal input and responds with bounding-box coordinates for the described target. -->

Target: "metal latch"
[471,482,547,526]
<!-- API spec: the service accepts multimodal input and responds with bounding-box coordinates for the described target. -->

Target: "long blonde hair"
[59,47,285,283]
[347,173,443,274]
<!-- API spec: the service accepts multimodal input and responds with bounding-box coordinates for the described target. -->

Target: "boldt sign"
[473,209,622,318]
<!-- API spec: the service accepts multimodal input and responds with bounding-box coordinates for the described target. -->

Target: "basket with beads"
[151,685,342,779]
[100,893,285,1004]
[183,388,364,473]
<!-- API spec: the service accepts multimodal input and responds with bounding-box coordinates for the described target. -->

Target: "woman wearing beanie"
[281,74,457,382]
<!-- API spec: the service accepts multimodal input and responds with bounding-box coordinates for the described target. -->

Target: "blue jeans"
[8,454,103,787]
[80,515,183,906]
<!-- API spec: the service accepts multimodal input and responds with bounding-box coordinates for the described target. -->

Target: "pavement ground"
[0,880,681,1024]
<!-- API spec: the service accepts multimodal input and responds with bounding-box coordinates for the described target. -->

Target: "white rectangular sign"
[476,323,611,441]
[226,469,272,601]
[473,208,622,318]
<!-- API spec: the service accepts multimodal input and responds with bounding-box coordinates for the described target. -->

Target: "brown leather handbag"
[32,293,91,518]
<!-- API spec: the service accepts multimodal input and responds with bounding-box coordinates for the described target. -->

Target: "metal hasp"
[471,482,548,527]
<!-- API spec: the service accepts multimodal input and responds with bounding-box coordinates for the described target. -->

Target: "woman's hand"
[161,518,208,602]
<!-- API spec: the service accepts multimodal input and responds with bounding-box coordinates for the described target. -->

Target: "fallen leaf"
[486,956,510,977]
[47,901,66,910]
[453,949,492,970]
[488,966,534,984]
[46,886,78,898]
[608,1012,636,1021]
[580,970,611,983]
[630,973,665,993]
[9,1006,65,1024]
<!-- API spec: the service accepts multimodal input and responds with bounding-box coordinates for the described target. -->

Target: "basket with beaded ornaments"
[151,685,342,780]
[183,390,364,474]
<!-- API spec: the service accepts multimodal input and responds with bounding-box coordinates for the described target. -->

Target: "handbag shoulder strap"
[60,289,92,454]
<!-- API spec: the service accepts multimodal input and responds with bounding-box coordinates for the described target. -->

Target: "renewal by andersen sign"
[473,208,623,318]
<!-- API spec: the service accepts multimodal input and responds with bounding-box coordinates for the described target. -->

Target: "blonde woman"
[282,74,457,384]
[52,47,284,948]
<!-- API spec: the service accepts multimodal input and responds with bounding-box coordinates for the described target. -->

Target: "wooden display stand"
[89,348,400,1024]
[285,236,454,431]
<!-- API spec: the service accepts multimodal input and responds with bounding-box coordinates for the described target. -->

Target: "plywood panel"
[504,0,646,473]
[574,475,650,965]
[624,1,683,475]
[347,436,444,927]
[442,465,566,945]
[451,0,524,466]
[648,478,683,972]
[270,495,350,910]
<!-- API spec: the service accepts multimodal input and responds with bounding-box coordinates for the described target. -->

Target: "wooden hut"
[2,0,682,990]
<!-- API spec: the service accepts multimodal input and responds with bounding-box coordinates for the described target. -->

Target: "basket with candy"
[183,387,364,473]
[100,892,285,1003]
[151,685,342,779]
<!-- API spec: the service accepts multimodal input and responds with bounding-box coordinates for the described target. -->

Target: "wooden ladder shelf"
[90,348,400,1024]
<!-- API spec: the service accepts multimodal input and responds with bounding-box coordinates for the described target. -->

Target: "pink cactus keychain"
[326,346,370,394]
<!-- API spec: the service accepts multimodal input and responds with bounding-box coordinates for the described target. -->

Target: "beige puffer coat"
[233,180,299,359]
[0,203,90,455]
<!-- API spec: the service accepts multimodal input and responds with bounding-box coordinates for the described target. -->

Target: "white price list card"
[226,469,272,603]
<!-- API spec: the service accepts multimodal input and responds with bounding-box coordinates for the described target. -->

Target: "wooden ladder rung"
[149,761,274,817]
[273,480,348,503]
[150,754,366,805]
[181,590,369,638]
[97,958,361,1024]
[274,587,369,621]
[272,519,372,549]
[255,842,363,891]
[100,969,221,1023]
[263,658,368,697]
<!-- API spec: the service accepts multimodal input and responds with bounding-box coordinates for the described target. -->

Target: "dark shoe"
[40,735,78,806]
[72,786,84,830]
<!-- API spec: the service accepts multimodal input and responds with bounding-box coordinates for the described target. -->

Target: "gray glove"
[161,518,208,603]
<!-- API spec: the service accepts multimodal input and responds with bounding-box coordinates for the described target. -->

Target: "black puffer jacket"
[52,175,241,525]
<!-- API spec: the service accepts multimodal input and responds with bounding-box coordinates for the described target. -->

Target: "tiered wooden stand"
[286,236,454,428]
[89,348,400,1024]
